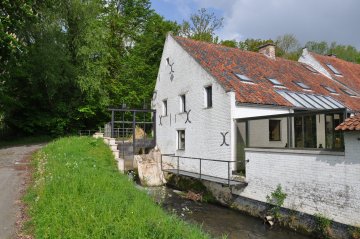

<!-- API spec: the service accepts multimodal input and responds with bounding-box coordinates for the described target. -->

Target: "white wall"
[153,35,232,177]
[238,131,360,226]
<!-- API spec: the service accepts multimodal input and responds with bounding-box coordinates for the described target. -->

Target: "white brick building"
[153,34,360,226]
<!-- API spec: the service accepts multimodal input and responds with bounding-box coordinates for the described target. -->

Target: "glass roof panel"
[267,78,283,86]
[326,64,342,75]
[288,92,314,108]
[322,85,337,93]
[315,95,337,109]
[300,94,324,109]
[324,96,345,108]
[294,81,311,89]
[276,91,346,110]
[235,73,253,82]
[277,91,304,107]
[341,88,356,96]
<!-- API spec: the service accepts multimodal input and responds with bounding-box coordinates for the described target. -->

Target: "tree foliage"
[1,0,178,136]
[180,8,223,43]
[306,41,360,63]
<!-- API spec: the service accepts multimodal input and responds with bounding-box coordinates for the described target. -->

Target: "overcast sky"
[151,0,360,49]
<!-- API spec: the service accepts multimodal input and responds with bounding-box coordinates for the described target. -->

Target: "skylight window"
[326,64,342,75]
[303,65,318,73]
[341,88,356,96]
[322,85,337,94]
[294,81,311,90]
[267,78,283,86]
[235,73,253,82]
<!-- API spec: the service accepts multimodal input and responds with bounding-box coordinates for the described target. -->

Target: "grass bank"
[24,136,209,238]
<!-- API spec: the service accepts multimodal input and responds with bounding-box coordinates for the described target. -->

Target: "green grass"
[0,135,53,148]
[24,136,210,239]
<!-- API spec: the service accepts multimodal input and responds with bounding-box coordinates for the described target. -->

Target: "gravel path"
[0,144,44,239]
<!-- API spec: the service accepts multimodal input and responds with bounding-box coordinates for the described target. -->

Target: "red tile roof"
[310,52,360,93]
[173,36,360,111]
[335,114,360,131]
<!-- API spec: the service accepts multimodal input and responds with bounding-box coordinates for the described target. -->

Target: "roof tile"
[335,114,360,131]
[174,36,360,111]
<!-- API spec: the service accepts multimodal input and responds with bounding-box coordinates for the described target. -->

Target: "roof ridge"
[309,50,360,66]
[173,35,305,65]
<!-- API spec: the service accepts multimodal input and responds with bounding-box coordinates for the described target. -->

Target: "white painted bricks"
[153,35,232,166]
[239,134,360,226]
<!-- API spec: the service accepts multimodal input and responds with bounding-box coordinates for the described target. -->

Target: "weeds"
[266,184,287,220]
[349,225,360,239]
[314,213,333,239]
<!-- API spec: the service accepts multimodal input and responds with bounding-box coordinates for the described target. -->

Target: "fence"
[160,154,245,186]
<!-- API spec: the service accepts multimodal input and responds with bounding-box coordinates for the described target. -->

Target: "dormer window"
[341,88,356,96]
[294,81,311,90]
[267,78,283,86]
[326,64,342,75]
[322,85,337,94]
[235,73,253,83]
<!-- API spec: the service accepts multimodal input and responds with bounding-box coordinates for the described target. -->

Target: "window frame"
[269,119,281,141]
[326,63,342,75]
[294,81,311,90]
[322,85,337,94]
[179,94,186,113]
[204,85,213,108]
[162,99,168,116]
[177,130,185,150]
[267,78,283,86]
[235,73,254,83]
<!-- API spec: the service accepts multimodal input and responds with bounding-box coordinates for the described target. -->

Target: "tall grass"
[25,136,209,238]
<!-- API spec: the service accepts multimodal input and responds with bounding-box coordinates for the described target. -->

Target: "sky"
[150,0,360,49]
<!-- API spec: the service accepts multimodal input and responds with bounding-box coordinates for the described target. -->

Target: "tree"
[276,34,300,54]
[180,8,223,43]
[305,41,329,55]
[220,40,238,48]
[305,40,360,63]
[238,38,274,52]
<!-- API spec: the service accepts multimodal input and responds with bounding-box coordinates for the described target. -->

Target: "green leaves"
[1,0,179,136]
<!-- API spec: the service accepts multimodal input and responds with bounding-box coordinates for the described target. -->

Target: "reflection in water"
[142,186,310,239]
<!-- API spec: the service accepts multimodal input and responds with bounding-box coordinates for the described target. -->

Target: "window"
[325,114,344,150]
[294,81,311,90]
[303,64,318,73]
[177,130,185,150]
[269,120,281,141]
[294,115,317,148]
[341,88,356,96]
[322,85,337,93]
[267,78,283,86]
[179,94,186,112]
[204,86,212,108]
[326,64,342,75]
[162,100,167,116]
[235,73,253,83]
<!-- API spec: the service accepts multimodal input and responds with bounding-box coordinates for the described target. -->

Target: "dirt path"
[0,144,44,239]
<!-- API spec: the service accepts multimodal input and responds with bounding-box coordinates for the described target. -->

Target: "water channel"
[141,186,311,239]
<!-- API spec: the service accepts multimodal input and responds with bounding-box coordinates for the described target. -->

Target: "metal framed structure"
[108,108,156,160]
[237,108,348,150]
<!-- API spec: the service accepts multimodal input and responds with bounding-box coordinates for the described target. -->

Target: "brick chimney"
[258,43,276,60]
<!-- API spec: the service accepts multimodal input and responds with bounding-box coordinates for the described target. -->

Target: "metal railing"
[78,130,98,136]
[160,154,245,186]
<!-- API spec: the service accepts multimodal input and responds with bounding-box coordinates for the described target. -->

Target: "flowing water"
[141,186,311,239]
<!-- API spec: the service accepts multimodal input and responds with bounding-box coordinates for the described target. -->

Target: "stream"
[141,186,311,239]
